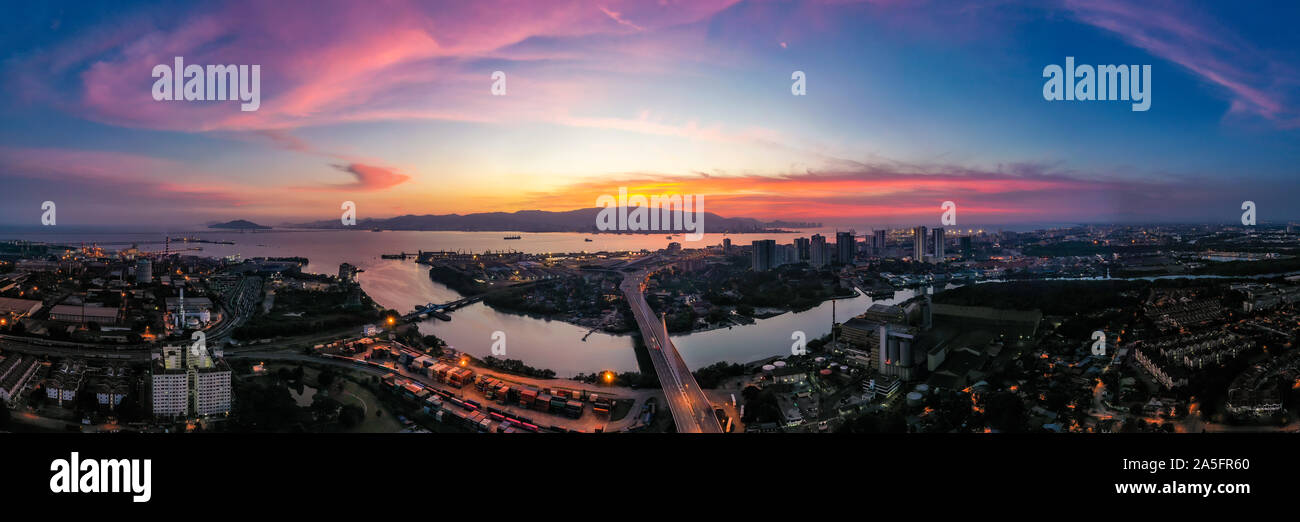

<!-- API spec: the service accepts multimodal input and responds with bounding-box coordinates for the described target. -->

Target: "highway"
[621,270,723,433]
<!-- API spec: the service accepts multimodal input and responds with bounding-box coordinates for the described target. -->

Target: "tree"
[984,391,1029,432]
[339,404,364,428]
[310,396,342,420]
[317,369,337,389]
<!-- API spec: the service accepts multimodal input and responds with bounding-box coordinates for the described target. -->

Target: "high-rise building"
[151,343,231,419]
[810,234,828,268]
[932,228,945,261]
[781,244,799,266]
[874,229,887,254]
[751,239,776,271]
[794,237,811,261]
[960,235,973,259]
[912,226,927,260]
[836,232,856,266]
[339,262,360,284]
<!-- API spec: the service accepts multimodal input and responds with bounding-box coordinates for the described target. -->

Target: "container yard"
[372,350,640,432]
[346,342,648,432]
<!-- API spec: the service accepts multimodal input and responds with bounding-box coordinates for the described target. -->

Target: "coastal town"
[1,223,1298,434]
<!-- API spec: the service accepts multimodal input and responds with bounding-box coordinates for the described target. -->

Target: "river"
[11,227,1281,376]
[2,227,939,375]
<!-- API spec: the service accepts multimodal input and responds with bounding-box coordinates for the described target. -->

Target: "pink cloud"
[10,0,743,134]
[506,160,1237,224]
[319,163,412,191]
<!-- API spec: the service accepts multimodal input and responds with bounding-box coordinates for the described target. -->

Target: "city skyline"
[1,0,1298,227]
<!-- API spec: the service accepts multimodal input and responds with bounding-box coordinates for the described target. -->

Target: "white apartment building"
[151,343,231,419]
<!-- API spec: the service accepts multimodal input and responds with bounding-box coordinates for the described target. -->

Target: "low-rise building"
[49,304,123,325]
[0,354,40,402]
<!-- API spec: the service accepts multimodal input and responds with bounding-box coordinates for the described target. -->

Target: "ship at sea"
[584,238,593,242]
[503,235,522,240]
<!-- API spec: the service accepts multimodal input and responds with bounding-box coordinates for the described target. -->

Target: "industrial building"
[0,296,42,321]
[48,304,123,326]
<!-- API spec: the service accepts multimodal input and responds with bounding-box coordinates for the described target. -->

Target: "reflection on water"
[4,228,953,376]
[359,259,949,376]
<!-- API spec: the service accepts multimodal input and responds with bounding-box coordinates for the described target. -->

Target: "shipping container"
[564,400,583,419]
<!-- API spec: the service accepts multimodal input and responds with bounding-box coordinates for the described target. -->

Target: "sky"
[0,0,1297,228]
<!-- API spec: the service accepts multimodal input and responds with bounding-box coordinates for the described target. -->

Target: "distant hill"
[290,208,817,234]
[209,219,272,230]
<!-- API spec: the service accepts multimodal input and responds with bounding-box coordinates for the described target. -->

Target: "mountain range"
[209,219,272,230]
[290,208,818,233]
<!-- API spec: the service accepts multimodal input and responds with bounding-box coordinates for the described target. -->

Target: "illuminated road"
[621,270,723,433]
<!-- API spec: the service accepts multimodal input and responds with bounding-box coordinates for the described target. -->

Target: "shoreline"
[421,264,865,337]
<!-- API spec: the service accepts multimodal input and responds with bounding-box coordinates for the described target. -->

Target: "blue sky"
[0,0,1297,227]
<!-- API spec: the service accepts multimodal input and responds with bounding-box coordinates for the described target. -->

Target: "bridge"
[404,296,481,321]
[401,280,543,322]
[621,269,723,433]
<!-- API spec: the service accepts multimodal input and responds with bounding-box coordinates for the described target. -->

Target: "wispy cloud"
[511,160,1257,224]
[7,0,742,134]
[1062,0,1298,126]
[311,163,412,192]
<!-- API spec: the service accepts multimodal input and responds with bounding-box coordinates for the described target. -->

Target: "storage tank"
[914,383,931,395]
[899,338,914,367]
[906,391,924,407]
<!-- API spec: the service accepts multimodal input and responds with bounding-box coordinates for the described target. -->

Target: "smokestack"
[922,286,932,330]
[832,299,837,346]
[178,287,185,330]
